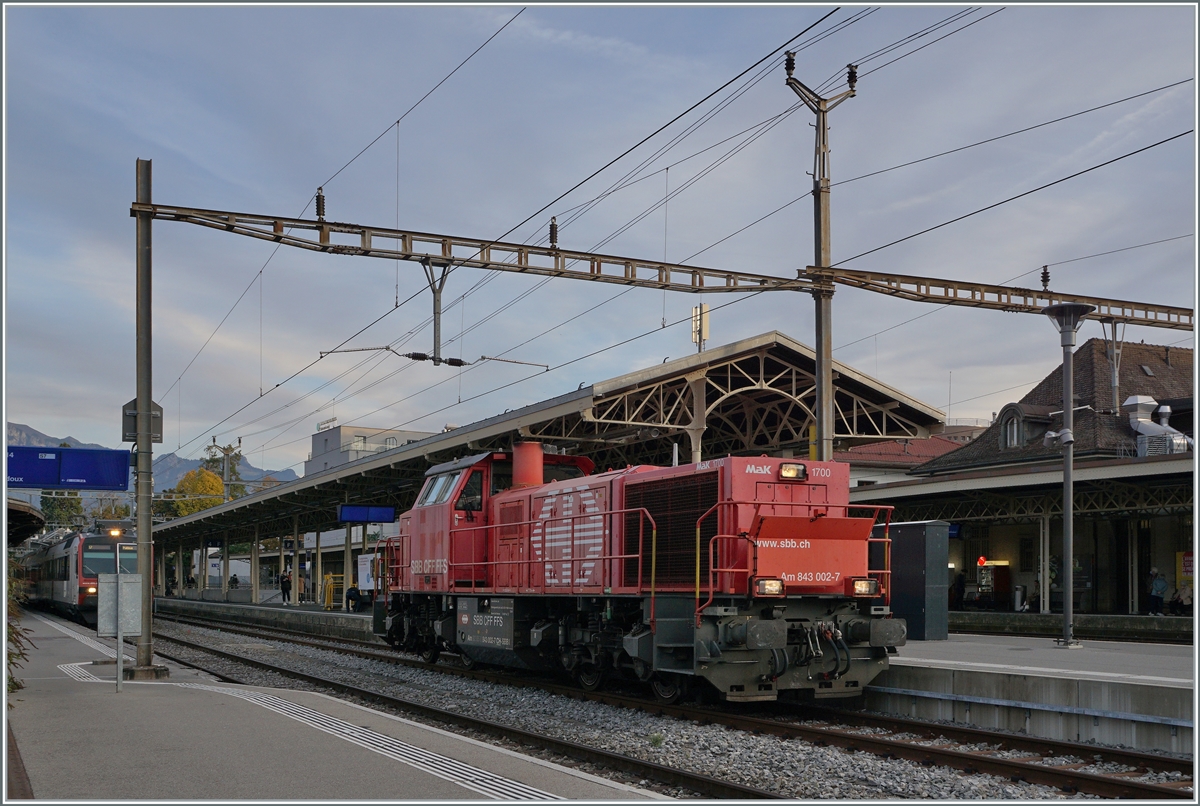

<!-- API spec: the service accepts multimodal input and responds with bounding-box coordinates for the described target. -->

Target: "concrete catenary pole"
[1043,302,1094,648]
[785,56,856,461]
[251,524,260,604]
[135,158,155,669]
[292,514,300,606]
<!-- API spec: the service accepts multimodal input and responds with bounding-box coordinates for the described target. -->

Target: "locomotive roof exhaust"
[512,441,544,489]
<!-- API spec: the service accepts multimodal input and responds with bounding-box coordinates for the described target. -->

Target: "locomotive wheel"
[419,644,441,664]
[650,674,683,704]
[458,652,476,670]
[576,664,605,692]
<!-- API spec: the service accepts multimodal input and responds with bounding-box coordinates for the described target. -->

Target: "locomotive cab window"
[455,470,484,512]
[419,471,464,507]
[543,463,586,483]
[83,544,117,576]
[118,544,138,574]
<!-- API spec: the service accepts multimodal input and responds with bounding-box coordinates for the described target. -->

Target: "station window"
[1019,537,1034,572]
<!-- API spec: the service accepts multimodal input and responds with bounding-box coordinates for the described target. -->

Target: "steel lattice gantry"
[152,330,943,551]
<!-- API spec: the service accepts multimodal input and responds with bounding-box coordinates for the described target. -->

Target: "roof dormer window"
[1004,415,1020,449]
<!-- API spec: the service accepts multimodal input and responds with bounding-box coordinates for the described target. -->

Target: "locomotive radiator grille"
[623,472,718,587]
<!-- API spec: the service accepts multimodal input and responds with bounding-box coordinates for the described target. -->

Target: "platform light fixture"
[1043,302,1095,649]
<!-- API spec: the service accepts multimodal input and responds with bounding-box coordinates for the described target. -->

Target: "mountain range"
[7,422,298,493]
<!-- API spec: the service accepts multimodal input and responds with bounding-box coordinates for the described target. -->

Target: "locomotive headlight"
[86,587,97,594]
[755,578,785,596]
[779,463,807,480]
[850,578,879,597]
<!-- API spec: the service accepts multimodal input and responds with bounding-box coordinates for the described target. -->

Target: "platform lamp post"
[1042,302,1094,649]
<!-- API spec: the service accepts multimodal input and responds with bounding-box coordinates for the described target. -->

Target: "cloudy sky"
[4,4,1196,476]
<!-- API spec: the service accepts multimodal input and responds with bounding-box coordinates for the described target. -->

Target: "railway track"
[154,612,1194,799]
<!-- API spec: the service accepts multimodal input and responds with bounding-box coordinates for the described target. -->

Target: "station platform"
[868,633,1194,754]
[5,612,656,801]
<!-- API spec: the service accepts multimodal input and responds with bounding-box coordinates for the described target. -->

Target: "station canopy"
[153,331,943,547]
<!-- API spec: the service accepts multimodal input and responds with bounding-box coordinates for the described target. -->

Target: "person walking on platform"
[1149,572,1168,615]
[280,572,292,606]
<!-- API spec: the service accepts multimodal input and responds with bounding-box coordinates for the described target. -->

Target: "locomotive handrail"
[696,532,758,623]
[442,505,656,591]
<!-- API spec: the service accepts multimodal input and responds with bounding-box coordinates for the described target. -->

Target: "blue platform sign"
[7,446,131,491]
[337,504,396,523]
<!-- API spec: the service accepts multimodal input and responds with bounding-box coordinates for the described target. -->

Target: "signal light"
[779,463,807,480]
[755,578,784,597]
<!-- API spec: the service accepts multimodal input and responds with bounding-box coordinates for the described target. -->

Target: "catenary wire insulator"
[549,216,558,249]
[316,187,326,221]
[1041,265,1050,291]
[785,51,795,78]
[847,64,857,92]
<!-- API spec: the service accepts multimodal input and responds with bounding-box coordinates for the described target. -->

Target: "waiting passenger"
[229,574,239,589]
[1169,583,1192,617]
[346,583,362,613]
[1149,573,1168,615]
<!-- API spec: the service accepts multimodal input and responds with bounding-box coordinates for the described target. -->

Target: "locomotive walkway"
[5,612,655,801]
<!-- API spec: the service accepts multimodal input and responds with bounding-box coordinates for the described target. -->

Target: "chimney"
[512,442,544,488]
[1157,405,1172,427]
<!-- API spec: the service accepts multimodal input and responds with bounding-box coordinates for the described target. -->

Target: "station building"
[852,338,1194,616]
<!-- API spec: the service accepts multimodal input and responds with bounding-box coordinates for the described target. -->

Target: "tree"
[174,468,224,516]
[202,442,245,500]
[40,491,84,528]
[152,488,179,520]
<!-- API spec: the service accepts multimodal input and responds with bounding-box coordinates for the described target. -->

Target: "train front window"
[83,546,115,576]
[119,545,138,573]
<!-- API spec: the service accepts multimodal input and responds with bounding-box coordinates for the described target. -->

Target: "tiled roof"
[834,435,963,468]
[913,339,1193,475]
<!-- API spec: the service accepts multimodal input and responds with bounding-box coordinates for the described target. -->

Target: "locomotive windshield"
[417,470,464,507]
[82,542,138,576]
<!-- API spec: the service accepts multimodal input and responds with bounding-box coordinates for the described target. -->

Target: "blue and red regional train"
[375,443,906,703]
[18,521,139,626]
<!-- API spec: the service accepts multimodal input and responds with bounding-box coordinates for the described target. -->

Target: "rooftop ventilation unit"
[1123,395,1193,457]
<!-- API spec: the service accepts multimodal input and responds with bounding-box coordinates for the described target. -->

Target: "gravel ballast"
[154,621,1146,799]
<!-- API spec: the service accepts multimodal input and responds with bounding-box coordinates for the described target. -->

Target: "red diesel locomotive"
[375,442,906,703]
